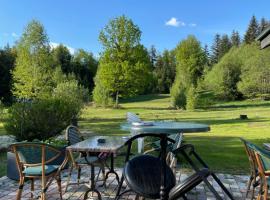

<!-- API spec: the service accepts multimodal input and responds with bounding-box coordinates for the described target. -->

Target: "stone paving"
[0,168,252,200]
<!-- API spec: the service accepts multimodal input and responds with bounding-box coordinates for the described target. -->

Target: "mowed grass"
[79,94,270,174]
[1,94,270,176]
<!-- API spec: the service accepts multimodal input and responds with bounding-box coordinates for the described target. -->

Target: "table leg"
[84,165,102,200]
[160,135,168,200]
[104,153,120,184]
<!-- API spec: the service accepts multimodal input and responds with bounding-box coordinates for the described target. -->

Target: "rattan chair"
[254,149,270,200]
[240,138,260,199]
[65,125,108,192]
[9,142,68,200]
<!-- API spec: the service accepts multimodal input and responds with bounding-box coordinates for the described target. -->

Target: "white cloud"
[189,23,197,27]
[165,17,185,27]
[11,32,18,37]
[50,42,76,55]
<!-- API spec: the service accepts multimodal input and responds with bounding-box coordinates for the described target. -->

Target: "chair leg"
[114,175,125,200]
[263,183,268,200]
[56,175,63,200]
[31,178,34,199]
[246,175,253,197]
[41,177,47,200]
[77,166,81,185]
[16,176,25,200]
[65,165,73,192]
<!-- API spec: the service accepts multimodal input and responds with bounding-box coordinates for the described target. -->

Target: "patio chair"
[240,138,260,199]
[173,144,235,200]
[65,125,108,192]
[114,134,222,200]
[9,142,68,200]
[254,149,270,200]
[144,133,183,173]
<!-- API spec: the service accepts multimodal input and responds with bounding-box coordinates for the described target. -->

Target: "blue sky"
[0,0,270,56]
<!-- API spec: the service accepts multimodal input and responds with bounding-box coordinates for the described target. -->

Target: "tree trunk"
[115,91,119,108]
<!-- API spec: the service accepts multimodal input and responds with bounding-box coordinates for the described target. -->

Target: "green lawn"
[1,94,270,177]
[79,94,270,174]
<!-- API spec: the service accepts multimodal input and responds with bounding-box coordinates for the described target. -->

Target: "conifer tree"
[231,30,241,47]
[219,34,232,58]
[244,15,259,44]
[259,17,270,34]
[210,34,221,65]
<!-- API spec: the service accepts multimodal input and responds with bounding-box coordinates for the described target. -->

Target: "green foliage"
[186,85,198,110]
[204,43,263,100]
[238,48,270,98]
[244,15,259,44]
[154,50,176,93]
[170,79,186,109]
[13,20,55,99]
[5,85,84,141]
[94,16,152,106]
[0,46,16,105]
[52,44,72,74]
[92,78,114,107]
[231,30,241,47]
[72,49,98,92]
[171,35,207,109]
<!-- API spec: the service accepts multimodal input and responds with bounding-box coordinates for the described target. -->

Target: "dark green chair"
[9,142,68,200]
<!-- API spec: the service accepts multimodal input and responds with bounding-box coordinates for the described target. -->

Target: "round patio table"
[121,121,210,200]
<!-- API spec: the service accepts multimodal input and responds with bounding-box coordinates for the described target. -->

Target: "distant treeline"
[0,15,269,109]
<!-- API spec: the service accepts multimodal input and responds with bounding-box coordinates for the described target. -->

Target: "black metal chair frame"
[173,144,235,200]
[115,133,176,200]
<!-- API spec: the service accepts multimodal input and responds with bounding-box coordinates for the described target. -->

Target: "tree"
[244,15,259,44]
[154,50,176,93]
[148,45,158,69]
[72,49,98,92]
[0,45,16,104]
[13,20,54,99]
[259,17,270,34]
[210,34,221,65]
[219,34,232,59]
[52,44,72,74]
[93,15,152,107]
[171,35,207,108]
[231,30,241,47]
[204,44,260,100]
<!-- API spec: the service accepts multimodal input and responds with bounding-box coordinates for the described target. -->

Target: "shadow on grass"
[180,135,270,174]
[206,101,270,110]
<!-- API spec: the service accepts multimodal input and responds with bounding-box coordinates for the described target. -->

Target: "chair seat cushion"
[76,156,100,165]
[23,165,59,176]
[123,154,176,199]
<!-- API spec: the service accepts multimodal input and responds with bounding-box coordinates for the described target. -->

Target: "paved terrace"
[0,168,251,200]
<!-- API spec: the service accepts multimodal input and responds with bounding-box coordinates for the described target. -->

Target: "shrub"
[170,80,186,109]
[92,80,113,107]
[5,98,81,141]
[186,86,198,110]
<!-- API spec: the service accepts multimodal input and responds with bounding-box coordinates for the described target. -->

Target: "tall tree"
[219,34,232,58]
[0,45,16,104]
[93,15,152,107]
[244,15,259,44]
[259,17,270,34]
[210,34,221,65]
[154,50,176,93]
[171,35,207,108]
[148,45,157,69]
[231,30,241,47]
[72,49,98,91]
[52,44,72,74]
[13,20,54,99]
